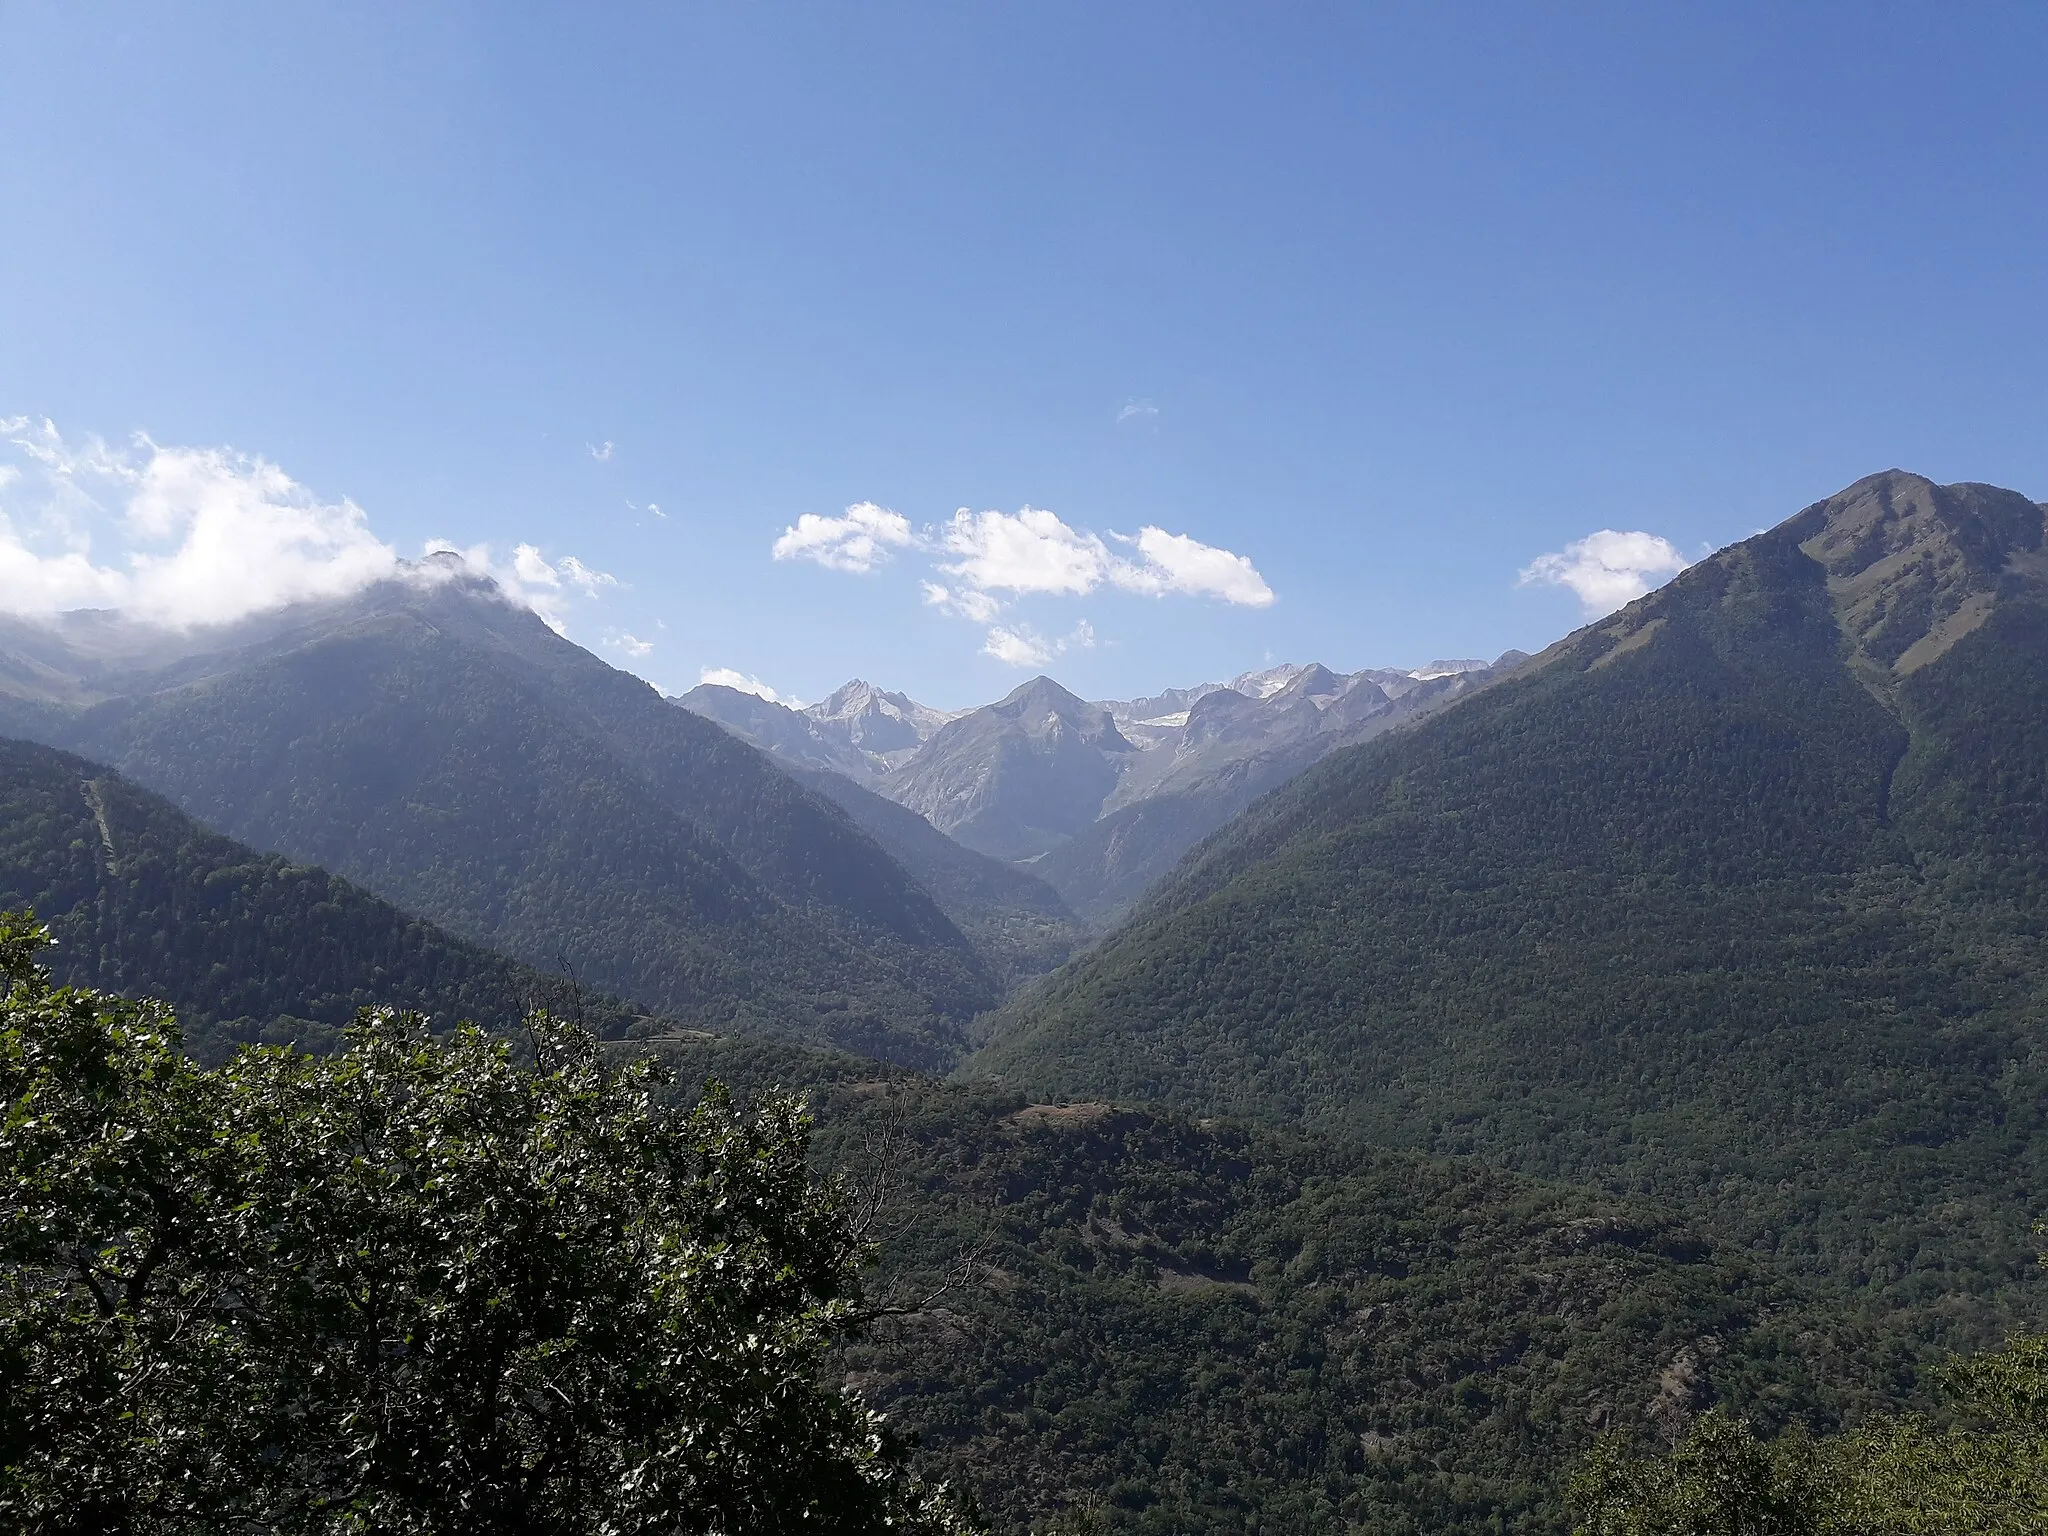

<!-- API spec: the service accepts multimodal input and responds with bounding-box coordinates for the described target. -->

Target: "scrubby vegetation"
[0,913,968,1534]
[1571,1328,2048,1533]
[634,1032,2041,1534]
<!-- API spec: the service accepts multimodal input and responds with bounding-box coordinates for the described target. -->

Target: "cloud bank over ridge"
[0,418,614,637]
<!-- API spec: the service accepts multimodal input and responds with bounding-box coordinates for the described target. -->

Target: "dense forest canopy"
[0,735,641,1059]
[974,474,2048,1319]
[0,913,969,1534]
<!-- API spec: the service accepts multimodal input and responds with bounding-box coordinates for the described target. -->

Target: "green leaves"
[1570,1412,1829,1535]
[0,913,970,1534]
[1571,1332,2048,1536]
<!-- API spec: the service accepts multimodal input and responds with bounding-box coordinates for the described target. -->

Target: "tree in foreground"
[1570,1315,2048,1533]
[0,911,972,1534]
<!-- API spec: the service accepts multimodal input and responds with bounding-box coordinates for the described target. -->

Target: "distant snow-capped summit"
[676,648,1530,921]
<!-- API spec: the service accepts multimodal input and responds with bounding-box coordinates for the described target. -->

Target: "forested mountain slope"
[645,1033,2014,1536]
[0,570,993,1066]
[786,765,1085,982]
[682,660,1520,928]
[0,735,636,1058]
[1033,663,1504,923]
[973,471,2048,1291]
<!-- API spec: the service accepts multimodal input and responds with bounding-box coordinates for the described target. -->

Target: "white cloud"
[935,507,1274,609]
[0,419,626,638]
[1518,529,1692,618]
[982,626,1052,667]
[940,507,1112,595]
[772,501,916,573]
[699,666,796,705]
[1112,526,1275,606]
[1116,399,1159,424]
[421,538,617,635]
[609,630,655,658]
[588,440,614,462]
[773,497,1274,664]
[920,580,1005,623]
[0,418,401,626]
[980,619,1097,670]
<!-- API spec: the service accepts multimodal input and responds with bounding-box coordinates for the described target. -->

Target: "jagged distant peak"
[806,678,894,717]
[1228,663,1311,698]
[1271,663,1347,704]
[997,673,1099,713]
[804,678,958,733]
[1409,658,1493,680]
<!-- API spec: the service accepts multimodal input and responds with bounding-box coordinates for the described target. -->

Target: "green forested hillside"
[634,1034,1993,1535]
[0,813,2018,1536]
[0,735,635,1057]
[0,574,994,1066]
[789,765,1086,982]
[973,472,2048,1307]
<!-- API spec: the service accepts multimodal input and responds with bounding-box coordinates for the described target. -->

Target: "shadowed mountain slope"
[672,681,876,778]
[972,471,2048,1290]
[1037,664,1507,922]
[885,676,1137,861]
[784,765,1086,982]
[0,571,995,1066]
[0,734,637,1059]
[681,658,1524,928]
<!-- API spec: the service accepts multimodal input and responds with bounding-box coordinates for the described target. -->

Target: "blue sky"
[3,2,2045,708]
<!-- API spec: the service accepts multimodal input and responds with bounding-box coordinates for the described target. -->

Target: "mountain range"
[0,565,995,1066]
[680,651,1525,923]
[972,469,2048,1299]
[0,733,641,1059]
[5,465,2048,1528]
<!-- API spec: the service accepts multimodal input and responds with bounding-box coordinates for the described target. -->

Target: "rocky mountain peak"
[1272,663,1346,706]
[1784,469,2048,676]
[805,678,955,754]
[1229,663,1311,699]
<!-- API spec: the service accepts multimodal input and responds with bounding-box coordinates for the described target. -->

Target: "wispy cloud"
[981,619,1097,670]
[0,416,615,635]
[698,666,798,705]
[1518,529,1691,618]
[774,498,1273,664]
[588,440,615,462]
[607,630,655,658]
[771,501,917,573]
[1116,399,1159,425]
[419,538,618,635]
[935,506,1275,608]
[920,580,1004,623]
